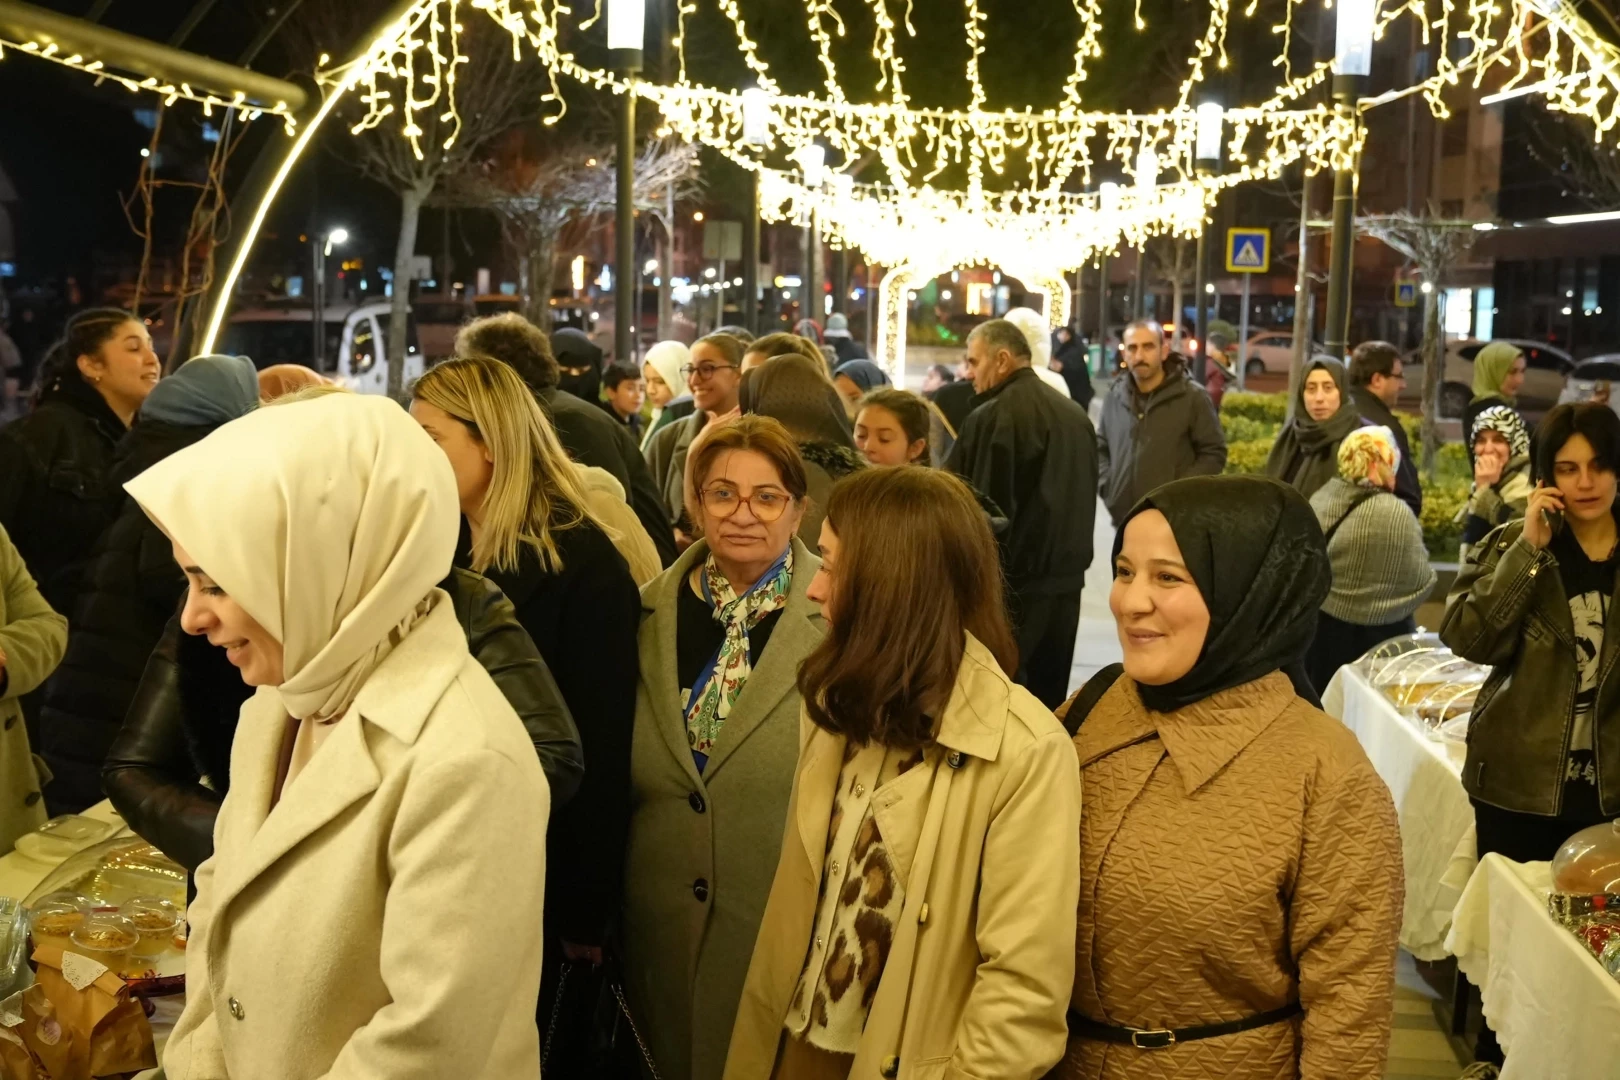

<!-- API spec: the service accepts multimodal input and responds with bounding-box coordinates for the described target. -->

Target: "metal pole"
[1193,225,1208,368]
[1238,272,1252,390]
[312,237,325,370]
[807,215,824,325]
[615,81,638,363]
[718,255,727,330]
[1322,77,1365,360]
[742,170,760,334]
[1096,254,1109,368]
[1133,247,1147,318]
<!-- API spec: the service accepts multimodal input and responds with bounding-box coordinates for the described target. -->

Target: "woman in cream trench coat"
[129,393,550,1080]
[0,522,67,852]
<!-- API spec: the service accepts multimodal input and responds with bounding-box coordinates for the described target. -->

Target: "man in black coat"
[948,318,1099,708]
[455,315,679,568]
[1348,340,1422,516]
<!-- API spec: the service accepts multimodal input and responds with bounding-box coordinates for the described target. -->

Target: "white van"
[219,300,424,396]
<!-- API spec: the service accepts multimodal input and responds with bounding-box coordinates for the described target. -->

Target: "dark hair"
[798,468,1018,748]
[967,319,1032,361]
[1536,402,1620,484]
[602,361,642,391]
[926,363,956,384]
[857,389,932,466]
[746,332,826,368]
[692,332,747,368]
[684,414,810,527]
[455,313,559,391]
[715,325,756,345]
[1348,341,1402,388]
[1123,318,1165,345]
[33,307,136,407]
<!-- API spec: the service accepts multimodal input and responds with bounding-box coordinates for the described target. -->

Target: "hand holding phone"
[1525,483,1565,550]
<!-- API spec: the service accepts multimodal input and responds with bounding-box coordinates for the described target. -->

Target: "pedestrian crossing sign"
[1395,281,1418,307]
[1225,228,1271,273]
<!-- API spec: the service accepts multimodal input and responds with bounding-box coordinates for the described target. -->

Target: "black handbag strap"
[1323,488,1380,546]
[1062,663,1124,737]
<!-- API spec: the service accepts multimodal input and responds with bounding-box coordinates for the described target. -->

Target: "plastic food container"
[68,913,139,974]
[122,896,182,958]
[28,899,88,951]
[1554,820,1620,896]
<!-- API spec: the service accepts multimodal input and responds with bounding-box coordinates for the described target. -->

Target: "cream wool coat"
[724,634,1082,1080]
[162,601,550,1080]
[622,535,826,1080]
[0,522,65,852]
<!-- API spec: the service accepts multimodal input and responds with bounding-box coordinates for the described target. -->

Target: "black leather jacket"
[102,570,584,871]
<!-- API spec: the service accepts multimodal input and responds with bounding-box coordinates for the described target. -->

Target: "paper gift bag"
[23,946,155,1080]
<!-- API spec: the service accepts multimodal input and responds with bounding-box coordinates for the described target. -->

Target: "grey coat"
[1096,365,1228,525]
[621,535,826,1080]
[643,411,705,528]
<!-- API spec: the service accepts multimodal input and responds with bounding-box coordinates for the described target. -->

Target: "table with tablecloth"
[1447,853,1620,1078]
[1322,666,1478,960]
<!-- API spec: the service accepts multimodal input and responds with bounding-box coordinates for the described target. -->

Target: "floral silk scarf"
[684,547,794,760]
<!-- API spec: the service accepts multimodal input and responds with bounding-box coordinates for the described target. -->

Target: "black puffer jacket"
[38,420,214,813]
[102,569,584,871]
[0,376,126,627]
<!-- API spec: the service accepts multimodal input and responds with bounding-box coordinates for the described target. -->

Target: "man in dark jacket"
[1097,320,1228,527]
[1348,340,1422,516]
[948,318,1097,708]
[456,315,678,567]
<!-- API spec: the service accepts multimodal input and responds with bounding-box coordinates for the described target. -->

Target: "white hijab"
[125,393,460,722]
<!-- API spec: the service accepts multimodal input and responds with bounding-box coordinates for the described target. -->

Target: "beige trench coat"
[622,535,826,1080]
[0,523,65,853]
[724,634,1082,1080]
[163,599,550,1080]
[1053,672,1402,1080]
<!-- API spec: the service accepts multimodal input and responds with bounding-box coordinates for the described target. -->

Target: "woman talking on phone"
[1441,401,1620,1067]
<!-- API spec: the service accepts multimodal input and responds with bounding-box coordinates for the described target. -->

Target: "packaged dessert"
[120,898,181,959]
[66,915,137,977]
[25,901,86,954]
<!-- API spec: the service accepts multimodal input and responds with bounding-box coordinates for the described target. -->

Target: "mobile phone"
[1544,505,1566,537]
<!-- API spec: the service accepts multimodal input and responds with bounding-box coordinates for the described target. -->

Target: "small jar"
[121,897,182,958]
[28,900,87,952]
[68,913,138,975]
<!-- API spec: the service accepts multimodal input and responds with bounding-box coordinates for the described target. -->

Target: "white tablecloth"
[1447,854,1620,1079]
[1322,667,1477,960]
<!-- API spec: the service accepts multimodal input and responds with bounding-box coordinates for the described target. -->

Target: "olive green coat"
[0,523,67,852]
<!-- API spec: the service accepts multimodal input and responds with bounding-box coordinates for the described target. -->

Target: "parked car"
[219,300,423,396]
[1560,355,1620,417]
[1399,338,1573,421]
[1241,331,1319,377]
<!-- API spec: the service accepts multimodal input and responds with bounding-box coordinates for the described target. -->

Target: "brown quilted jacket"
[1051,672,1403,1080]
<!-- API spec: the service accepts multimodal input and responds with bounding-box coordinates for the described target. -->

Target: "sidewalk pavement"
[1066,497,1124,700]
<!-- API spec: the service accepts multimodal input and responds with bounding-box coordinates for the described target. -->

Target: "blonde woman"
[409,356,641,978]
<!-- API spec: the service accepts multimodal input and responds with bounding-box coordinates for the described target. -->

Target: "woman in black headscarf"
[1050,474,1403,1080]
[550,327,605,403]
[1265,357,1368,500]
[739,352,865,544]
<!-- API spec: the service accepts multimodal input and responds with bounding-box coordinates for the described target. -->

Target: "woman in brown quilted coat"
[1054,474,1403,1080]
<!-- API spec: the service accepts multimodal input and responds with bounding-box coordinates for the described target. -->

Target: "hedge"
[1218,391,1467,560]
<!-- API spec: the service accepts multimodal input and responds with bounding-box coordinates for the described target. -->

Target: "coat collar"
[1075,670,1296,795]
[641,534,824,786]
[209,596,466,914]
[932,632,1014,762]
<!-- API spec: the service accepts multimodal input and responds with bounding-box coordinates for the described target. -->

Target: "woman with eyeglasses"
[644,333,747,537]
[622,415,826,1080]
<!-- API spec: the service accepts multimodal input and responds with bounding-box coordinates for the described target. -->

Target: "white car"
[1559,355,1620,418]
[219,300,424,396]
[1399,338,1573,421]
[1241,332,1315,378]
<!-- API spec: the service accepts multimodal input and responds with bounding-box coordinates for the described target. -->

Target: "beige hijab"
[125,393,460,722]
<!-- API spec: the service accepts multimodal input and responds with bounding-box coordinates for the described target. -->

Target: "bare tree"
[1148,237,1194,350]
[288,10,540,396]
[1529,110,1620,209]
[442,135,701,331]
[1361,210,1478,478]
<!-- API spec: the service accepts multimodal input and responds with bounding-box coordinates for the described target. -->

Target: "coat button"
[228,997,245,1020]
[692,878,709,902]
[688,791,706,814]
[947,750,964,769]
[3,715,13,730]
[24,792,40,807]
[880,1055,899,1078]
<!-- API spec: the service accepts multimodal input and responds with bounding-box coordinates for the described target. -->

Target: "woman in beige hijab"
[128,392,550,1080]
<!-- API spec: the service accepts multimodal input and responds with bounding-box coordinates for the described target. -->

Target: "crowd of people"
[0,306,1602,1080]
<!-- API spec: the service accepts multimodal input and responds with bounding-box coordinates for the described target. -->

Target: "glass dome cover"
[1553,819,1620,896]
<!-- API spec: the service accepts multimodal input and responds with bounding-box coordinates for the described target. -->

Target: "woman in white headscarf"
[129,393,549,1080]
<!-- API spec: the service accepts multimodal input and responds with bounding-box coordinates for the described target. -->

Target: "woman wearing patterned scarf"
[1460,404,1534,564]
[623,415,828,1080]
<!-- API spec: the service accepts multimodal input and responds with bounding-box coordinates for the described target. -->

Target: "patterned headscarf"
[683,545,795,759]
[1337,426,1401,489]
[1469,404,1530,460]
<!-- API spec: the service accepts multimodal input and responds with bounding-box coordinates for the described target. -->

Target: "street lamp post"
[1098,182,1121,357]
[609,0,644,364]
[311,227,348,371]
[1324,0,1372,360]
[1134,148,1158,320]
[796,144,827,327]
[741,87,770,334]
[1193,101,1222,383]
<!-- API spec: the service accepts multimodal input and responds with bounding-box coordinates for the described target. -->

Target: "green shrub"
[1420,477,1469,561]
[1225,439,1275,475]
[1220,391,1289,426]
[1221,415,1282,445]
[1399,414,1421,451]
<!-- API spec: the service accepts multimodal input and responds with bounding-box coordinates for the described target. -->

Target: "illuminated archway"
[876,264,1071,382]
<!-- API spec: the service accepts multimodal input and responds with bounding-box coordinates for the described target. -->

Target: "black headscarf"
[740,353,855,449]
[550,328,604,403]
[1113,474,1331,712]
[1264,357,1365,499]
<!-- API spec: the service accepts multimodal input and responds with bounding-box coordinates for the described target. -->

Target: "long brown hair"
[798,468,1017,748]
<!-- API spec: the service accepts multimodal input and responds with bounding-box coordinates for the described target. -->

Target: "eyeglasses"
[681,362,739,381]
[699,484,794,522]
